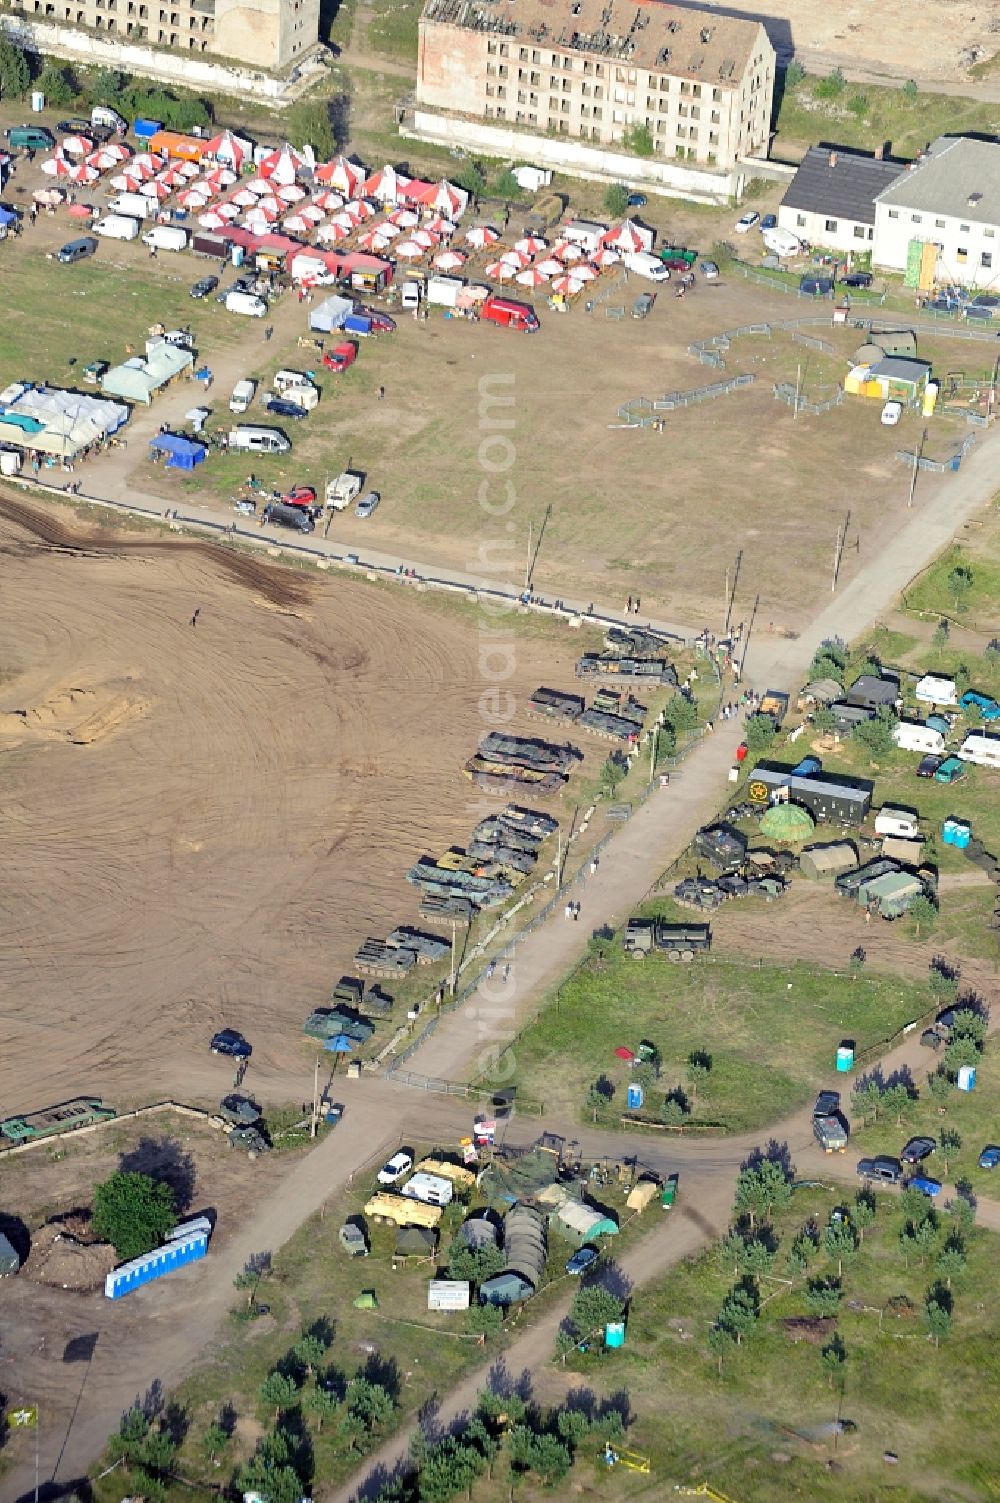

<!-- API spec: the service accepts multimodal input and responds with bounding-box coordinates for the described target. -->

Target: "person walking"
[190,608,201,627]
[573,902,580,922]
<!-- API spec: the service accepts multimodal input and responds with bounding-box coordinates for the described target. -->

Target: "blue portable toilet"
[626,1084,643,1111]
[957,1064,976,1092]
[836,1043,855,1073]
[953,822,972,849]
[605,1321,626,1349]
[231,243,245,268]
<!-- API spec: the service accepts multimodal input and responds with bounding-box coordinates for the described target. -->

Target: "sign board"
[474,1117,496,1143]
[428,1279,471,1312]
[462,1144,479,1165]
[626,1084,643,1111]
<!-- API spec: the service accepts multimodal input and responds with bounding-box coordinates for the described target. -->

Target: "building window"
[957,247,968,262]
[985,228,995,238]
[934,219,945,228]
[518,47,527,59]
[795,214,806,227]
[853,225,866,239]
[487,40,496,54]
[983,251,993,268]
[592,106,602,120]
[825,219,838,233]
[911,213,922,224]
[888,209,899,219]
[960,223,970,233]
[499,43,508,57]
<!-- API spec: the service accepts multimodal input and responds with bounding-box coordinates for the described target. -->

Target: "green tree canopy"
[92,1171,176,1260]
[0,37,31,100]
[37,63,79,107]
[853,705,897,760]
[603,182,630,217]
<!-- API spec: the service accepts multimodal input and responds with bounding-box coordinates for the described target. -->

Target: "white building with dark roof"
[778,145,904,256]
[409,0,776,202]
[873,136,1000,289]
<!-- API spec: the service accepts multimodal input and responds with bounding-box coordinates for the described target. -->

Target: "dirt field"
[0,495,599,1115]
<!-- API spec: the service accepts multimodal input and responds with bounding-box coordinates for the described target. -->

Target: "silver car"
[356,490,380,519]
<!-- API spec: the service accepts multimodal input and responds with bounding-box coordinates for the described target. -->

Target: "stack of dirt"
[25,1214,116,1292]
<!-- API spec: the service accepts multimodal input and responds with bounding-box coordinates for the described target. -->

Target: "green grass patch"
[367,0,421,63]
[902,542,1000,631]
[774,72,1000,158]
[598,1183,1000,1503]
[491,954,939,1130]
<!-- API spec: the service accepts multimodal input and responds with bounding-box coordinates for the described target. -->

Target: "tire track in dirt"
[0,491,311,611]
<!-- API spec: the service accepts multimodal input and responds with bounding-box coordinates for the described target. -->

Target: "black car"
[210,1028,252,1059]
[857,1155,902,1184]
[57,117,93,134]
[761,213,777,230]
[265,398,308,420]
[190,275,220,300]
[813,1089,841,1118]
[901,1136,936,1164]
[840,271,873,289]
[800,275,834,298]
[916,753,943,778]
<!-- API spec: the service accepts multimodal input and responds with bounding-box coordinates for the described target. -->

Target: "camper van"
[95,215,140,242]
[762,226,803,258]
[91,106,127,135]
[623,250,670,283]
[400,1172,454,1209]
[959,731,1000,769]
[893,721,945,755]
[874,807,920,840]
[273,369,314,394]
[228,425,290,454]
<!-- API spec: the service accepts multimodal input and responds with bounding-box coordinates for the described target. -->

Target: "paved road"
[9,262,1000,1503]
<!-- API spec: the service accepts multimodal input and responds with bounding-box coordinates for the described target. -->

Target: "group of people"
[624,595,642,615]
[564,900,582,921]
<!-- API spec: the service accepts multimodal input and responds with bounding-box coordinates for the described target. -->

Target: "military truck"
[693,823,747,873]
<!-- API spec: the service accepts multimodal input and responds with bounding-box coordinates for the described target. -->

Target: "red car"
[323,342,357,373]
[281,485,317,509]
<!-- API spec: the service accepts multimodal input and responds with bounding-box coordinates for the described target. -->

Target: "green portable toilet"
[605,1320,626,1349]
[661,1178,677,1210]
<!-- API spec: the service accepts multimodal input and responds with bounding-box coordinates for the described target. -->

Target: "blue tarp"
[149,433,206,471]
[0,206,18,227]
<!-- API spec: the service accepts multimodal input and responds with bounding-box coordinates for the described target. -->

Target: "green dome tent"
[760,802,816,844]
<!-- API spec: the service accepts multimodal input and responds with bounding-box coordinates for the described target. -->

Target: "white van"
[142,225,189,253]
[874,806,920,840]
[959,731,1000,768]
[226,290,268,318]
[400,1172,454,1208]
[624,250,670,283]
[402,280,422,311]
[762,226,802,258]
[228,425,290,454]
[229,379,256,414]
[95,214,140,241]
[110,192,151,222]
[893,721,944,755]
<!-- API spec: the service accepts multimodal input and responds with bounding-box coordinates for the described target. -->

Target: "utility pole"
[831,510,850,593]
[725,549,742,636]
[908,428,928,508]
[793,362,802,419]
[310,1055,319,1138]
[450,922,457,996]
[524,518,532,592]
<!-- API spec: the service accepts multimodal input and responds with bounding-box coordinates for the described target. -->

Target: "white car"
[376,1150,413,1186]
[880,400,903,426]
[734,210,760,234]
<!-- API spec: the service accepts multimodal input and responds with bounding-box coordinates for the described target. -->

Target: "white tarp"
[0,386,129,457]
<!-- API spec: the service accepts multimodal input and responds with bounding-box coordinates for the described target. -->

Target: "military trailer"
[813,1115,849,1153]
[693,824,748,872]
[749,765,874,824]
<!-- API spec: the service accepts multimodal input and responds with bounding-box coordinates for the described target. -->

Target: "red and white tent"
[388,206,419,228]
[536,257,564,277]
[141,180,171,200]
[501,248,531,270]
[514,235,547,256]
[198,210,227,230]
[364,164,409,205]
[111,172,143,193]
[486,259,516,281]
[178,188,209,209]
[465,225,499,249]
[394,239,425,259]
[551,272,585,296]
[215,202,241,222]
[131,154,159,177]
[601,219,650,254]
[552,239,584,262]
[516,265,550,286]
[411,228,439,249]
[317,220,351,243]
[426,215,456,238]
[255,194,282,217]
[40,157,71,178]
[203,166,237,191]
[344,198,376,221]
[574,263,598,282]
[432,179,468,219]
[300,203,326,224]
[231,187,258,208]
[205,129,251,171]
[157,165,189,189]
[277,183,306,204]
[258,144,303,185]
[282,214,311,236]
[433,248,467,271]
[591,246,621,268]
[67,163,99,185]
[315,155,366,196]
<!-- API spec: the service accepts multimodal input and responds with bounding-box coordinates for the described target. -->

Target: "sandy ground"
[0,496,597,1115]
[674,0,993,81]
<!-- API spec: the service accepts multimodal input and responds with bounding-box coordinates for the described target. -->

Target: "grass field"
[491,954,938,1130]
[773,71,1000,159]
[902,541,1000,633]
[367,0,421,63]
[588,1183,1000,1503]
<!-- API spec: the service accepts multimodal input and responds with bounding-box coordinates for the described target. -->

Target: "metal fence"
[791,330,834,354]
[895,432,976,473]
[772,383,844,415]
[616,374,755,425]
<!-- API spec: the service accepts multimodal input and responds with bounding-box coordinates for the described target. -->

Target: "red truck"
[481,294,540,332]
